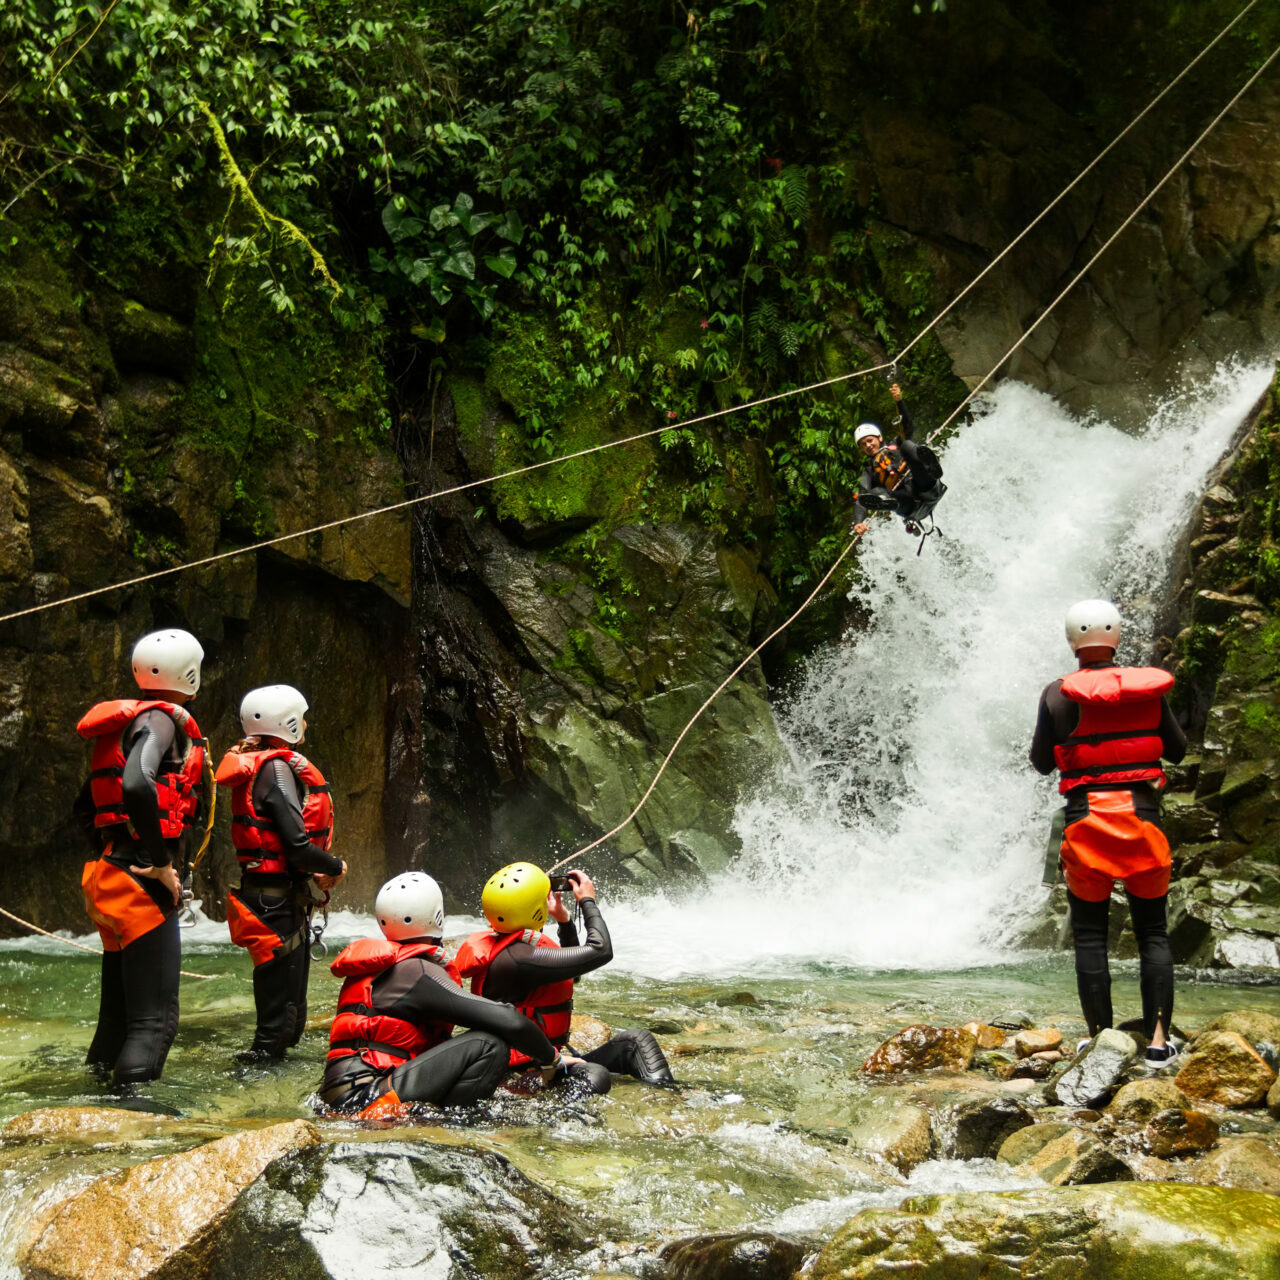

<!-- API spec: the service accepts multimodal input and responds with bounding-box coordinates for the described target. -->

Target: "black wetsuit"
[232,758,345,1059]
[320,951,557,1111]
[481,900,674,1093]
[851,400,941,526]
[1030,660,1188,1039]
[74,709,189,1085]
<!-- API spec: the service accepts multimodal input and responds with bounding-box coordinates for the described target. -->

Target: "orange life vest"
[453,929,575,1068]
[76,700,205,839]
[326,938,456,1071]
[1053,666,1175,795]
[871,443,910,490]
[214,747,333,876]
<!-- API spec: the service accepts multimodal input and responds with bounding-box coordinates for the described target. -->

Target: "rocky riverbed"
[2,932,1279,1279]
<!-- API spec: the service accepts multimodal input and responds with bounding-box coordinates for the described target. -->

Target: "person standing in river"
[74,629,208,1085]
[453,862,674,1093]
[1030,599,1187,1068]
[215,685,346,1063]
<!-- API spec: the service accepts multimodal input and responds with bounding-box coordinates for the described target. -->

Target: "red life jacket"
[453,929,575,1068]
[214,747,333,876]
[76,700,205,838]
[1053,666,1175,795]
[326,938,457,1071]
[872,443,909,490]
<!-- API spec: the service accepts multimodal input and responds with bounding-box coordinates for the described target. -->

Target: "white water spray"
[609,362,1274,979]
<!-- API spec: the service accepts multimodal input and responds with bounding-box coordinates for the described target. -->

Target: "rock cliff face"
[0,240,415,922]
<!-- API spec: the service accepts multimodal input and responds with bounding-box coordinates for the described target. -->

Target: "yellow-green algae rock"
[809,1183,1280,1279]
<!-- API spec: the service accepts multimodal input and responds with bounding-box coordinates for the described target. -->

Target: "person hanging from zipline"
[850,382,947,544]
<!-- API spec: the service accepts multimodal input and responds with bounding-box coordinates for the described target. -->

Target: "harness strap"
[328,1038,412,1061]
[1067,728,1160,746]
[1060,759,1162,780]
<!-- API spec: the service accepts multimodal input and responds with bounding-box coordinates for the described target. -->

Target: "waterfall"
[607,360,1274,978]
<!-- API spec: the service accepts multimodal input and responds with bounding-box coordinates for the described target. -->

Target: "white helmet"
[1065,599,1122,654]
[854,422,883,445]
[375,872,445,942]
[240,684,308,743]
[132,629,204,696]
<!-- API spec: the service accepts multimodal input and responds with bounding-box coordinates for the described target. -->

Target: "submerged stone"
[1048,1029,1137,1108]
[861,1025,976,1075]
[807,1184,1280,1279]
[1176,1031,1277,1107]
[945,1096,1033,1160]
[995,1123,1131,1186]
[1139,1109,1219,1159]
[845,1098,933,1173]
[662,1232,806,1280]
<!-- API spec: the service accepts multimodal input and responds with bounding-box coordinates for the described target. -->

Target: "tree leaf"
[484,253,517,278]
[442,249,476,279]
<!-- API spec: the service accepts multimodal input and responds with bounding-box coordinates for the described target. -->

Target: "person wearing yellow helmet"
[453,862,674,1093]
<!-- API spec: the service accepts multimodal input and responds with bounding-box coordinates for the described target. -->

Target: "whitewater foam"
[604,362,1273,979]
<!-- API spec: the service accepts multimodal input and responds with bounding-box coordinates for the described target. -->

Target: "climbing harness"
[0,2,1264,630]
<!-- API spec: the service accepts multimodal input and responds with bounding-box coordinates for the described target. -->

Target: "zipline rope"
[548,37,1280,873]
[0,0,1259,628]
[0,904,218,980]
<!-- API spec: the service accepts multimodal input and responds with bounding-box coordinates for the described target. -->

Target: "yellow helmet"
[481,861,551,934]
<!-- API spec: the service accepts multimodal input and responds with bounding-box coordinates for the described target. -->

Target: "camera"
[549,874,573,892]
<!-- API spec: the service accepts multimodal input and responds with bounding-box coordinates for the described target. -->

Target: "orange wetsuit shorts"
[1059,789,1171,903]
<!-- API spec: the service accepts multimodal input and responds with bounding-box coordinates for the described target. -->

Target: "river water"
[1,366,1279,1268]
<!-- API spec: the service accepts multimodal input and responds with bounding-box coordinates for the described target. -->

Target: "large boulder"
[945,1096,1034,1160]
[1191,1137,1280,1196]
[205,1139,590,1280]
[2,1106,224,1146]
[17,1120,320,1280]
[1048,1029,1137,1108]
[806,1184,1280,1279]
[995,1123,1131,1186]
[861,1025,976,1075]
[1175,1031,1277,1107]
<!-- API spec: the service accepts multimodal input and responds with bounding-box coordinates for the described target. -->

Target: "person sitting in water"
[1029,599,1187,1069]
[320,872,572,1118]
[453,862,674,1094]
[850,383,946,537]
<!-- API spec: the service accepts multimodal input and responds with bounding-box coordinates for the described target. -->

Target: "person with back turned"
[74,629,208,1085]
[215,685,346,1062]
[1030,599,1187,1069]
[454,862,675,1094]
[320,872,566,1118]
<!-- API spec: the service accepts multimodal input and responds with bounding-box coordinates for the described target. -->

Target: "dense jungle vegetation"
[2,0,1277,606]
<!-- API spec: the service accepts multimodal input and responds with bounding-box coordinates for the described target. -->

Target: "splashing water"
[608,362,1275,979]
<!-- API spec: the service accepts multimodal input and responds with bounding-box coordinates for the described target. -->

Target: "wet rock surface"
[844,1097,934,1174]
[807,1184,1280,1280]
[995,1123,1132,1186]
[1191,1136,1280,1195]
[861,1025,977,1075]
[1138,1108,1219,1159]
[1105,1079,1191,1125]
[207,1140,590,1280]
[1175,1030,1277,1107]
[18,1119,320,1280]
[1048,1030,1137,1108]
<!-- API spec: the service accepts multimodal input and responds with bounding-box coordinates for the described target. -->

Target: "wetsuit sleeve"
[557,919,579,947]
[253,759,344,876]
[121,709,178,866]
[896,399,916,440]
[1029,682,1066,775]
[498,899,613,983]
[73,778,102,852]
[1159,698,1187,764]
[379,959,557,1065]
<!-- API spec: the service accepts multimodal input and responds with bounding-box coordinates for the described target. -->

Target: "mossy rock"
[808,1183,1280,1279]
